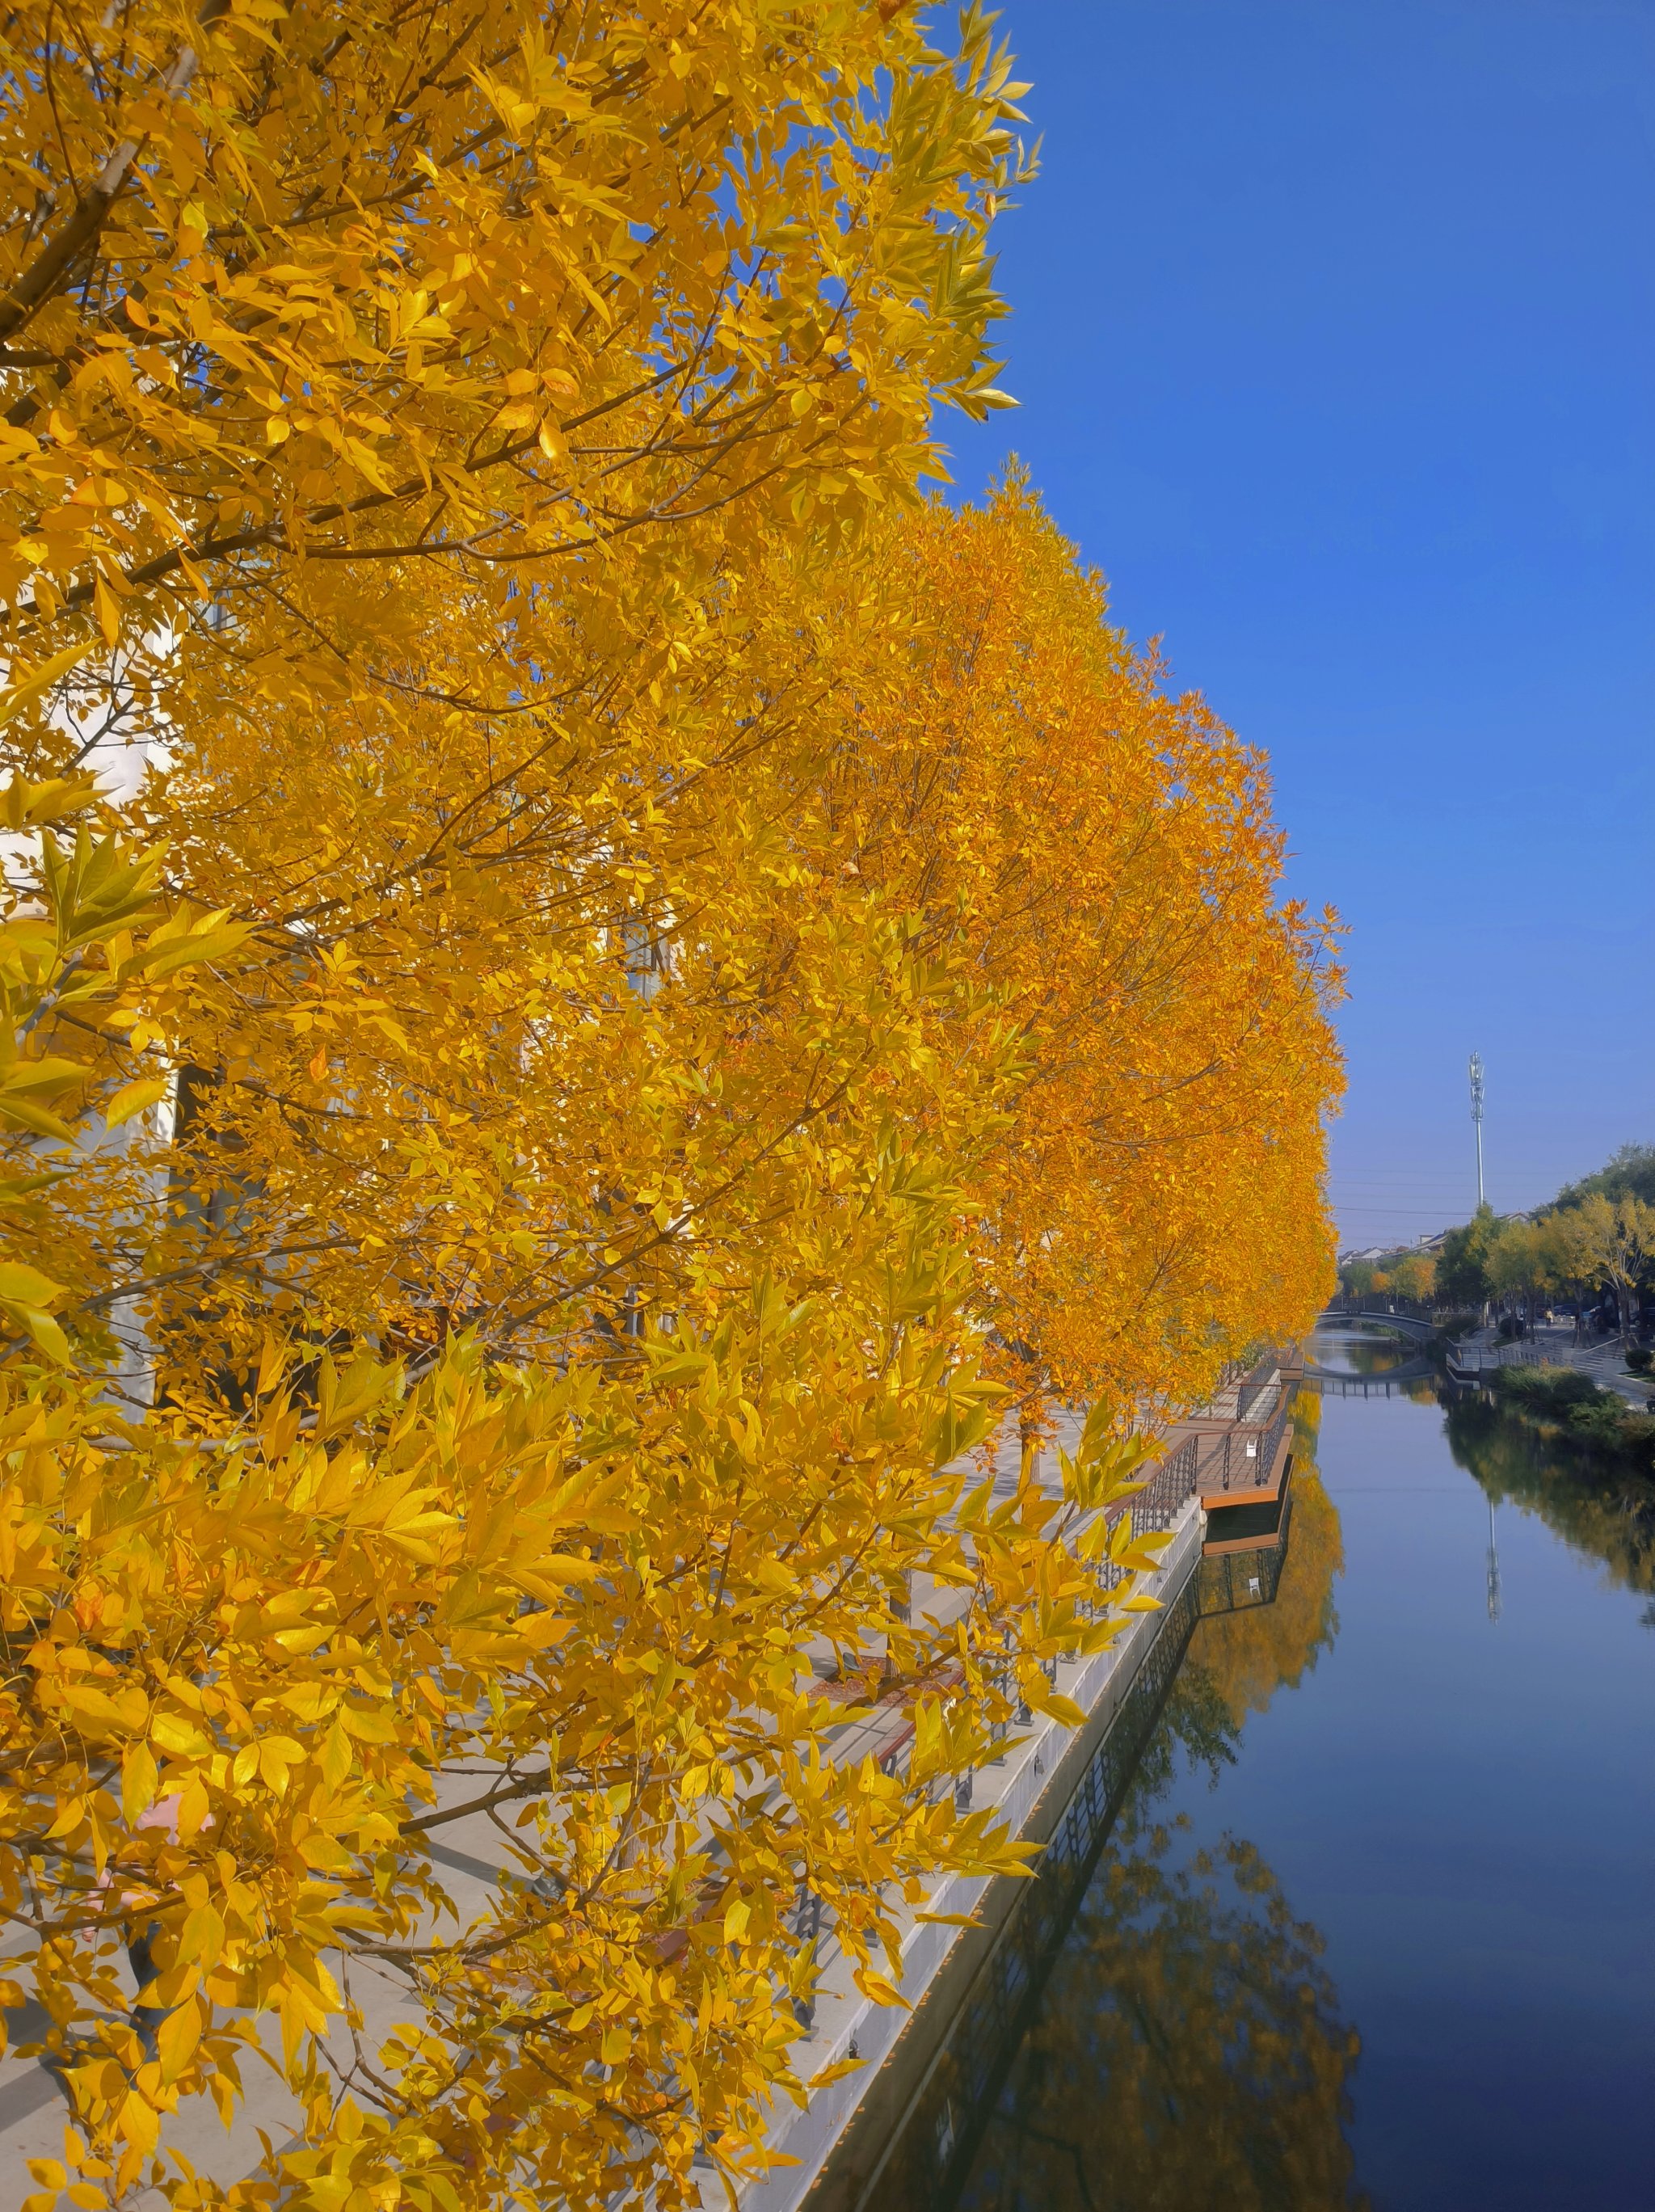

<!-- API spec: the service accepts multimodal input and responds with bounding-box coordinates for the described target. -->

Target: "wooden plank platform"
[1198,1418,1291,1511]
[1203,1461,1293,1553]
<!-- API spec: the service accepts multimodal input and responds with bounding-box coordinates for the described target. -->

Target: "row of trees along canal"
[1341,1144,1655,1350]
[0,8,1341,2209]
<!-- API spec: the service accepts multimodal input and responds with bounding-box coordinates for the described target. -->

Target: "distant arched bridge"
[1316,1304,1439,1343]
[1301,1309,1440,1393]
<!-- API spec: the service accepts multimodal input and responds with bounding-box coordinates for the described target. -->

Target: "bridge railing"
[1322,1293,1435,1325]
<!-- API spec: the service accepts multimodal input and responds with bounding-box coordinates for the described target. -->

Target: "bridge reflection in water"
[1304,1367,1434,1399]
[819,1435,1330,2212]
[1299,1317,1438,1398]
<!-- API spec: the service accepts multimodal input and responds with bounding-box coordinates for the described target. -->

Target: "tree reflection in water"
[1442,1393,1655,1600]
[955,1397,1368,2212]
[1185,1393,1344,1731]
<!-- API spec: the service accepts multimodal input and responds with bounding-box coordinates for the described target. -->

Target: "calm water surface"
[950,1366,1655,2212]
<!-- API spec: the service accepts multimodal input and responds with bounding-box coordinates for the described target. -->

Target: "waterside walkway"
[742,1359,1295,2212]
[0,1366,1295,2202]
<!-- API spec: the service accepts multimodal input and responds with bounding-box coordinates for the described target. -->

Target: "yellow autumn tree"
[0,11,1161,2210]
[798,478,1342,1421]
[0,10,1341,2210]
[0,0,1019,664]
[0,520,1339,2212]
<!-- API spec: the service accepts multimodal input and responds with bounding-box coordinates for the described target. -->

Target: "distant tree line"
[1341,1143,1655,1350]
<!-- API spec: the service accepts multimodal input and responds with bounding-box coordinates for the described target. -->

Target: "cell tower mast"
[1468,1050,1485,1211]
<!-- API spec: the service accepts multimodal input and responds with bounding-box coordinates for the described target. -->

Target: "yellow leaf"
[180,1902,225,1971]
[114,2087,159,2154]
[0,1094,76,1141]
[339,1700,395,1742]
[0,1261,65,1308]
[0,1055,87,1102]
[103,1075,170,1131]
[535,1553,600,1584]
[320,1721,353,1793]
[57,1682,125,1730]
[155,1994,203,2085]
[256,1736,305,1793]
[0,1297,70,1364]
[1017,1670,1087,1727]
[95,575,120,647]
[807,2054,865,2088]
[852,1967,909,2010]
[150,1710,213,1759]
[121,1739,158,1826]
[255,1333,288,1395]
[512,1609,568,1650]
[0,640,97,727]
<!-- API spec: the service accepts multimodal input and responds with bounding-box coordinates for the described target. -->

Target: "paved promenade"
[1455,1319,1652,1406]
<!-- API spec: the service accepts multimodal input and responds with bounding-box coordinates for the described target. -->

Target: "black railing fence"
[1198,1398,1291,1498]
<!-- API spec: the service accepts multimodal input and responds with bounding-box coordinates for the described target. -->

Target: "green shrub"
[1493,1361,1655,1464]
[1566,1396,1631,1447]
[1619,1413,1655,1473]
[1626,1346,1652,1374]
[1496,1363,1597,1413]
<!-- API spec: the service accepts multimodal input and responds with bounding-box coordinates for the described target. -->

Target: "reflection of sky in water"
[950,1393,1655,2212]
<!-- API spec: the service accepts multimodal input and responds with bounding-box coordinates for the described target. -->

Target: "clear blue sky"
[939,0,1655,1253]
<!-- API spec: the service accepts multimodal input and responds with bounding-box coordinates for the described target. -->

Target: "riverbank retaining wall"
[740,1497,1207,2212]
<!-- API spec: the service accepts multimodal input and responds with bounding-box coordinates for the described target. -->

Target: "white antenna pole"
[1468,1050,1485,1211]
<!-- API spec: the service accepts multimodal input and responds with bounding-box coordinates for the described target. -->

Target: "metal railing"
[1198,1399,1291,1498]
[1235,1370,1282,1423]
[783,1396,1269,2065]
[1446,1340,1539,1378]
[1128,1431,1200,1534]
[1321,1293,1435,1325]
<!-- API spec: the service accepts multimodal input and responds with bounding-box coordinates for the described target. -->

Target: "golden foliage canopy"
[806,478,1343,1413]
[0,11,1341,2209]
[0,0,1021,668]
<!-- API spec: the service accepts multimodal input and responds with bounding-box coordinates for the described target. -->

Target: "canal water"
[943,1333,1655,2211]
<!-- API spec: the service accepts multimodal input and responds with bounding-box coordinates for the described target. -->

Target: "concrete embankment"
[742,1366,1294,2212]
